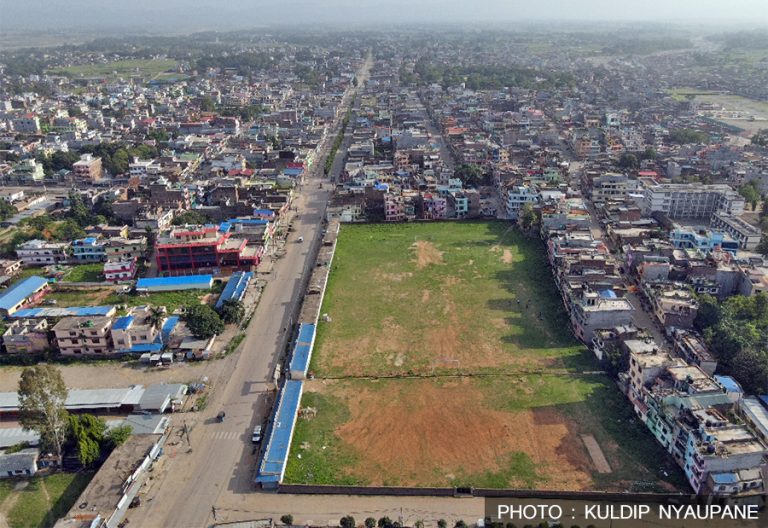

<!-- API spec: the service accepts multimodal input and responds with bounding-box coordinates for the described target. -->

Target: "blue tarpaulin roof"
[228,218,269,225]
[255,380,303,484]
[716,375,743,393]
[253,209,275,217]
[599,290,617,299]
[136,275,213,291]
[112,316,134,331]
[0,276,48,312]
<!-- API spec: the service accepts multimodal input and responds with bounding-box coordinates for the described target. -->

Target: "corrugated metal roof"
[255,380,303,484]
[0,385,145,412]
[215,271,252,309]
[136,275,213,291]
[11,306,116,318]
[0,276,48,311]
[289,324,316,377]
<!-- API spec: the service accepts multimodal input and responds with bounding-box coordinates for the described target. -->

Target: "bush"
[281,514,294,525]
[365,518,376,528]
[340,516,356,528]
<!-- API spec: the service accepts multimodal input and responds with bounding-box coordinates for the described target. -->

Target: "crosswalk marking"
[208,431,241,441]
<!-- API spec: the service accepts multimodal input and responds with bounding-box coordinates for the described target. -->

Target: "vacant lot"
[0,472,93,528]
[287,222,685,491]
[47,58,178,79]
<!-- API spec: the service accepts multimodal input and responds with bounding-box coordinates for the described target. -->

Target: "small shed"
[0,449,38,478]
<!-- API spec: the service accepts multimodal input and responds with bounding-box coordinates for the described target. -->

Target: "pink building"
[104,258,137,283]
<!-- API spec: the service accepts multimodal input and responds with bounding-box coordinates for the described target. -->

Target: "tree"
[617,153,639,170]
[104,424,132,449]
[340,516,356,528]
[518,202,537,231]
[184,304,224,339]
[68,414,106,467]
[172,210,212,226]
[378,517,393,528]
[365,518,376,528]
[437,521,447,528]
[200,96,216,112]
[756,236,768,258]
[641,147,657,160]
[694,294,722,331]
[0,200,17,221]
[280,515,294,526]
[455,522,467,528]
[738,182,761,211]
[18,365,69,466]
[147,306,166,331]
[55,219,86,241]
[454,163,485,187]
[219,300,245,324]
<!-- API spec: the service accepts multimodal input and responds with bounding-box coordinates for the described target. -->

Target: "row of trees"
[280,515,481,528]
[695,293,768,395]
[18,365,131,467]
[667,128,709,145]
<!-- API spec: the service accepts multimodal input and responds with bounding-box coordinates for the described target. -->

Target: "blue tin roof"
[228,218,269,225]
[161,316,180,343]
[112,315,134,331]
[0,276,48,312]
[118,343,164,354]
[288,323,316,377]
[711,472,738,484]
[215,271,252,310]
[255,380,303,484]
[136,275,213,291]
[252,209,275,218]
[12,306,116,318]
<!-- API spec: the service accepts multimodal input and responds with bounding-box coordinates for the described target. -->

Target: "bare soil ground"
[308,379,594,489]
[412,240,444,269]
[0,360,219,391]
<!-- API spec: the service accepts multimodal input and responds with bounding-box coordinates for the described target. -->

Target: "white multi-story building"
[643,183,745,219]
[16,240,69,266]
[710,212,762,251]
[503,184,539,219]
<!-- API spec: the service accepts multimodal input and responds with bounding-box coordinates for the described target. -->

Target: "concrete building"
[710,213,762,251]
[0,276,50,316]
[643,183,745,219]
[16,239,69,265]
[569,286,635,342]
[72,154,103,182]
[53,316,114,356]
[2,319,49,355]
[104,258,137,283]
[71,237,107,263]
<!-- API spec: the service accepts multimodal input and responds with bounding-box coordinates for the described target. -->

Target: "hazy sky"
[2,0,768,32]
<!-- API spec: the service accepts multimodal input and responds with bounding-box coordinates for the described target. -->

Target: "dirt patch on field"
[331,380,594,489]
[421,290,430,303]
[412,241,443,269]
[378,271,413,282]
[501,249,514,264]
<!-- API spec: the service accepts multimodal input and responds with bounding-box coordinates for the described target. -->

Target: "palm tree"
[147,306,166,332]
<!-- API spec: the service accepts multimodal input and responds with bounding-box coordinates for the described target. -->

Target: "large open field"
[47,58,178,80]
[285,222,686,491]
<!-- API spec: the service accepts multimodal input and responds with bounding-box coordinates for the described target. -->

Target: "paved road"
[127,55,372,528]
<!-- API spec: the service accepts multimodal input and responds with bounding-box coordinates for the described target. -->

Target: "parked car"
[252,425,263,443]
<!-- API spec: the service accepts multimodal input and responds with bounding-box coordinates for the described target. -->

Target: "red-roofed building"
[155,225,262,275]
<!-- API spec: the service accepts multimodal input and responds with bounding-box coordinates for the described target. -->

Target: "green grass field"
[62,264,103,283]
[47,58,178,79]
[286,222,687,491]
[0,472,93,528]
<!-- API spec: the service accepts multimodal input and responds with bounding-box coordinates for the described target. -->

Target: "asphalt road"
[126,55,371,528]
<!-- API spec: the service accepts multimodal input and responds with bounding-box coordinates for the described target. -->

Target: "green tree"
[172,210,212,226]
[104,424,132,449]
[618,152,639,169]
[518,202,537,231]
[200,96,216,112]
[219,300,245,324]
[437,521,447,528]
[378,517,393,528]
[0,200,17,221]
[55,219,86,241]
[694,294,721,331]
[68,414,106,467]
[365,518,376,528]
[18,365,69,466]
[147,306,166,331]
[739,182,761,211]
[67,191,92,226]
[455,163,485,187]
[340,516,356,528]
[756,236,768,258]
[280,515,294,526]
[184,304,224,339]
[455,522,468,528]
